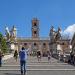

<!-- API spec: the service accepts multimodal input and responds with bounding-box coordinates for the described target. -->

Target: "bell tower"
[32,18,39,38]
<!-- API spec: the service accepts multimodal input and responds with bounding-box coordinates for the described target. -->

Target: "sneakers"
[21,71,23,75]
[24,70,26,75]
[21,71,26,75]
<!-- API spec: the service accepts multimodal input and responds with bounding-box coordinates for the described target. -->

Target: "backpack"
[19,50,26,60]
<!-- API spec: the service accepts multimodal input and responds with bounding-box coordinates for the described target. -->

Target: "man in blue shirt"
[19,47,27,75]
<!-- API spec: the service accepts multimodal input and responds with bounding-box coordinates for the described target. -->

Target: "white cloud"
[61,24,75,39]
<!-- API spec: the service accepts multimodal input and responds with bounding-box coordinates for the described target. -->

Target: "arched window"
[34,22,37,26]
[24,43,27,45]
[34,31,37,34]
[43,43,46,46]
[34,43,37,46]
[62,42,64,45]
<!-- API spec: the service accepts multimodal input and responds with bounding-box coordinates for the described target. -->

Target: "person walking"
[37,50,41,61]
[47,51,51,62]
[19,47,27,75]
[0,49,3,67]
[14,50,18,62]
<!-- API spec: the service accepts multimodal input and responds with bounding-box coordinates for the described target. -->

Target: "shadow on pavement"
[5,73,21,75]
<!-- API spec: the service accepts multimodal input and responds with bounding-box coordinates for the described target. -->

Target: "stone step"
[2,64,73,67]
[0,69,75,71]
[0,65,75,70]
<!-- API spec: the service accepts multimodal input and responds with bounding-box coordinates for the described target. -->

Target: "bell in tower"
[32,18,39,38]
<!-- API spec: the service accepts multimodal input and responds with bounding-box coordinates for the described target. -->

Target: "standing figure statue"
[5,26,10,41]
[55,27,61,41]
[49,26,56,43]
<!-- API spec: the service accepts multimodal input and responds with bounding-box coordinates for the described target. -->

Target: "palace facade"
[5,18,72,56]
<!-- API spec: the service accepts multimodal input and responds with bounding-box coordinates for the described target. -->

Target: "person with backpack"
[19,47,27,75]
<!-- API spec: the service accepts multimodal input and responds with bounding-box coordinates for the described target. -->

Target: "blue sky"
[0,0,75,37]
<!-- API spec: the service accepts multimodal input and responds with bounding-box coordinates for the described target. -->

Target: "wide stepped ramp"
[0,56,75,75]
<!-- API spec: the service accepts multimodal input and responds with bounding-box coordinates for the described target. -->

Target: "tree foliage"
[0,33,8,53]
